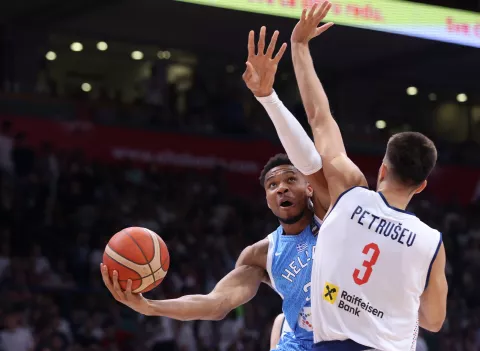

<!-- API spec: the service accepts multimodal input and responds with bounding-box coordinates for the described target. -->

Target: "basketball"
[103,227,170,294]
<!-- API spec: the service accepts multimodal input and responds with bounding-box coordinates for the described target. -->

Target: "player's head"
[260,154,313,225]
[378,132,437,194]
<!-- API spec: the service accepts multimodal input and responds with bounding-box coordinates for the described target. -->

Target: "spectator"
[0,310,34,351]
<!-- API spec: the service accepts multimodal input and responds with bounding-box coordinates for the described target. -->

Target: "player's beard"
[277,209,306,225]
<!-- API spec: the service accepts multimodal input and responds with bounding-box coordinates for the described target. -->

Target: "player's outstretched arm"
[243,26,330,214]
[418,243,448,332]
[291,2,367,204]
[100,243,267,321]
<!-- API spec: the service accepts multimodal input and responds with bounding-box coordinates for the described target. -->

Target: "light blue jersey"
[267,216,321,351]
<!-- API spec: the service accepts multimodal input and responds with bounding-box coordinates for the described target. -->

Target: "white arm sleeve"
[256,91,322,175]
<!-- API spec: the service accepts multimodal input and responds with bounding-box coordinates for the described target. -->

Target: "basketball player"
[101,30,333,351]
[101,29,336,351]
[248,2,448,350]
[101,153,325,351]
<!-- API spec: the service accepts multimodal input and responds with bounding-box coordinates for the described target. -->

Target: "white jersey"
[311,187,442,351]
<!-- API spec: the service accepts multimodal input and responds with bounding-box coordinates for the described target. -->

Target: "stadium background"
[0,0,479,350]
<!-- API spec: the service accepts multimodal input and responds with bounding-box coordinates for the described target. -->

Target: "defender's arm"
[419,243,447,332]
[291,3,367,204]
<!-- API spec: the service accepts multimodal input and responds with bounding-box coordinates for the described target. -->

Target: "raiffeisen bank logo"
[323,282,384,319]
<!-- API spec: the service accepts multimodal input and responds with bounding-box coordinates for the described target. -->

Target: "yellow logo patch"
[323,282,339,304]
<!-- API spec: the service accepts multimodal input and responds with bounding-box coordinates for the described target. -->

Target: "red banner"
[3,116,479,203]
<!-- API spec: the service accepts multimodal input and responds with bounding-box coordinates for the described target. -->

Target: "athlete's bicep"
[419,243,447,332]
[236,239,268,269]
[236,239,269,284]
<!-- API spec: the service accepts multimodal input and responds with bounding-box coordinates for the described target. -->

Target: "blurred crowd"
[0,118,480,351]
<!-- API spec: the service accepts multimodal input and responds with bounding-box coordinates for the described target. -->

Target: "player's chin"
[278,205,303,219]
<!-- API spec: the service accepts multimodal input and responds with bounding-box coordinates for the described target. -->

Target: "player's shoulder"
[266,225,284,241]
[331,185,372,208]
[236,238,269,269]
[339,185,372,199]
[408,216,441,239]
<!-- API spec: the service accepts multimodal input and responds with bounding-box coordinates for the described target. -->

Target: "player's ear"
[414,180,427,194]
[306,183,313,198]
[378,163,388,182]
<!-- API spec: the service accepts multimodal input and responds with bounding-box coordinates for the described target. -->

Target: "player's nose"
[276,184,289,194]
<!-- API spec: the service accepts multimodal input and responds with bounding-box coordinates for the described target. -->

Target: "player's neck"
[377,182,414,210]
[281,211,313,235]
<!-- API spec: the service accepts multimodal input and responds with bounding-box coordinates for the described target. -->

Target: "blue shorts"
[312,340,371,351]
[273,338,312,351]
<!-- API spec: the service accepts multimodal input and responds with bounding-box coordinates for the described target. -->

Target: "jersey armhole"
[424,232,443,290]
[266,233,283,298]
[324,185,369,221]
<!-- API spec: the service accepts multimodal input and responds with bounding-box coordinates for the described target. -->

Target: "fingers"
[266,30,279,58]
[101,264,115,293]
[307,2,318,20]
[101,264,123,302]
[321,2,332,20]
[245,61,255,74]
[257,26,266,55]
[111,270,126,301]
[243,61,257,82]
[301,8,307,22]
[273,43,288,64]
[314,1,331,21]
[242,62,252,79]
[125,279,134,298]
[314,22,334,37]
[247,30,255,59]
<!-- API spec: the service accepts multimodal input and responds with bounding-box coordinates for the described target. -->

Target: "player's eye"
[269,182,277,189]
[288,177,297,183]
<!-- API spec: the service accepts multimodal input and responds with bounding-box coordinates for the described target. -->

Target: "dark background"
[0,0,479,351]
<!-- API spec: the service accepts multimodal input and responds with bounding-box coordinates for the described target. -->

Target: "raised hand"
[100,263,151,315]
[291,1,334,44]
[242,26,287,97]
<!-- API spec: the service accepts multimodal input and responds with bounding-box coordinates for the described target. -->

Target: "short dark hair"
[259,153,293,186]
[385,132,437,186]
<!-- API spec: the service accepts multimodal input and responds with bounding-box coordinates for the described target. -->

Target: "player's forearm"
[256,92,322,175]
[145,294,228,321]
[291,42,332,128]
[419,309,445,332]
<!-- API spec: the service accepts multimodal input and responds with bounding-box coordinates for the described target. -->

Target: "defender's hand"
[100,263,151,315]
[242,26,287,98]
[291,1,334,44]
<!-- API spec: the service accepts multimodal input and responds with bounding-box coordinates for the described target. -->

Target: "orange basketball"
[103,227,170,294]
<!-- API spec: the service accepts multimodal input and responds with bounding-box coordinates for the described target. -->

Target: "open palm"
[291,1,334,44]
[242,26,287,97]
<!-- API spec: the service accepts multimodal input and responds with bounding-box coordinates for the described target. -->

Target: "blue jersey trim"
[313,339,370,351]
[378,192,416,217]
[324,186,368,222]
[424,232,443,290]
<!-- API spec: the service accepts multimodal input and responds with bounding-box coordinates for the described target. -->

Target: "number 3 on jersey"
[353,243,380,285]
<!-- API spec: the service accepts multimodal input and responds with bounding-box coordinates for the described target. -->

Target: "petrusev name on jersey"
[351,206,416,247]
